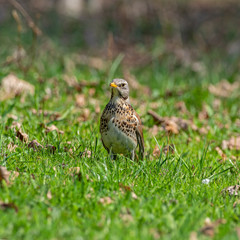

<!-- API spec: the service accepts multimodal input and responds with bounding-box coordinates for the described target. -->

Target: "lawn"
[0,19,240,240]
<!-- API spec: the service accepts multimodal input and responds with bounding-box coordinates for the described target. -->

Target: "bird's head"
[110,79,129,101]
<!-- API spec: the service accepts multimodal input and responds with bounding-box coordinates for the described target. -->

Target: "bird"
[100,78,144,160]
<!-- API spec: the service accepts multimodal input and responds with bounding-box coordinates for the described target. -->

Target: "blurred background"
[1,2,240,239]
[1,0,240,67]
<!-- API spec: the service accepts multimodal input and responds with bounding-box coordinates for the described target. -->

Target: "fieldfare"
[100,79,144,160]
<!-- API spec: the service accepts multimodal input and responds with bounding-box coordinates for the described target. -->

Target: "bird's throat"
[111,89,130,103]
[110,95,130,106]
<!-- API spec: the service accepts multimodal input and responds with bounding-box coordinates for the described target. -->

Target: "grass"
[0,23,240,240]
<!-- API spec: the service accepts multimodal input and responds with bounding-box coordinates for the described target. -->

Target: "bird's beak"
[110,83,118,88]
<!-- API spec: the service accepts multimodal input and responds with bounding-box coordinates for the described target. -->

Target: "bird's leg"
[131,150,135,161]
[109,146,117,160]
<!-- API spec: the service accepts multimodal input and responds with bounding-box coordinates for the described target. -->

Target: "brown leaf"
[68,167,82,181]
[0,201,18,212]
[231,155,237,161]
[78,108,91,121]
[162,144,175,154]
[68,167,81,174]
[0,74,35,100]
[233,199,240,208]
[195,136,201,142]
[222,136,240,151]
[235,119,240,128]
[236,227,240,240]
[215,147,227,161]
[99,196,113,205]
[149,102,161,110]
[222,140,228,150]
[198,127,208,135]
[120,209,133,224]
[3,47,26,66]
[213,99,221,111]
[175,101,189,115]
[45,125,64,134]
[0,166,10,185]
[10,121,21,129]
[215,121,230,130]
[149,228,161,240]
[189,232,198,240]
[165,88,186,98]
[75,94,86,107]
[192,61,206,75]
[16,130,28,143]
[118,183,137,199]
[153,145,161,157]
[7,142,17,152]
[42,87,52,101]
[45,124,58,132]
[0,167,19,186]
[147,110,192,134]
[148,110,193,134]
[63,75,78,87]
[45,144,56,153]
[208,80,240,98]
[47,190,52,200]
[10,171,19,182]
[119,183,132,192]
[63,142,73,153]
[82,148,91,158]
[187,137,192,145]
[28,140,43,150]
[190,122,199,131]
[198,105,209,121]
[89,98,100,107]
[31,109,61,120]
[222,185,240,196]
[165,120,179,134]
[88,88,96,97]
[200,218,226,237]
[7,114,18,120]
[147,110,166,124]
[131,192,138,200]
[86,193,92,199]
[149,125,160,137]
[31,109,39,115]
[95,105,101,114]
[153,144,175,158]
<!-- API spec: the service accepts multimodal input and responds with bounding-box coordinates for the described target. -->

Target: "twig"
[147,110,165,124]
[8,0,42,36]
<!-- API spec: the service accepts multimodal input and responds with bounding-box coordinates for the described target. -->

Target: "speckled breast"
[101,117,137,155]
[100,100,138,155]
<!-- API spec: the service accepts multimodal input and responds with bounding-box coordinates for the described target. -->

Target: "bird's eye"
[120,84,125,87]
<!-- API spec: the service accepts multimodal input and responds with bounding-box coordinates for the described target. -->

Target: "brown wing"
[101,137,109,153]
[100,103,113,153]
[133,110,144,159]
[100,102,113,135]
